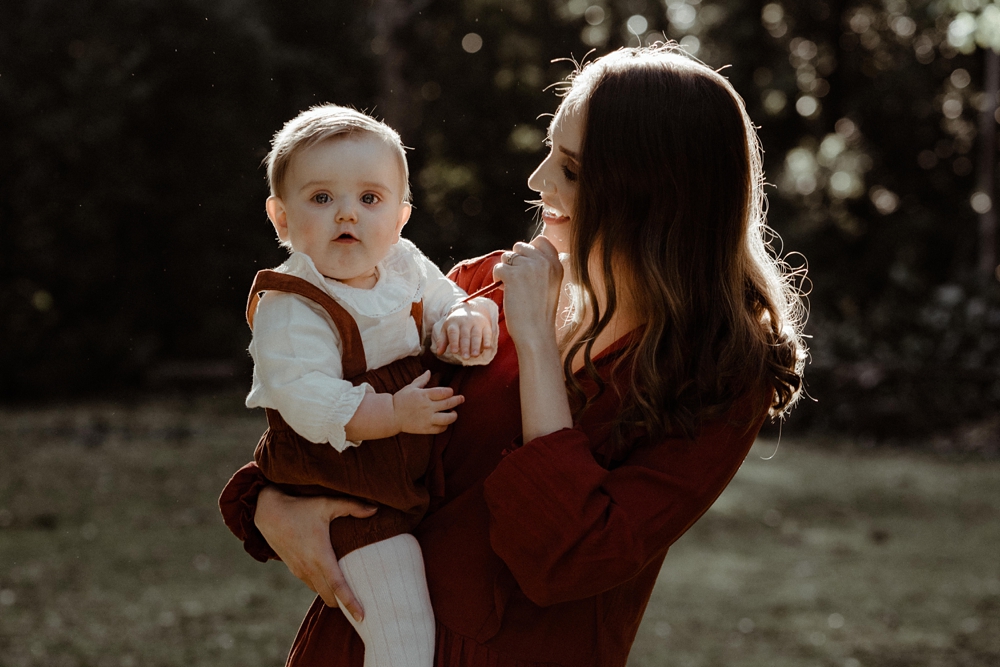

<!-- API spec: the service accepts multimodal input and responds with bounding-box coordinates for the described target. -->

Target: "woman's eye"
[313,193,331,204]
[361,193,378,205]
[562,165,578,182]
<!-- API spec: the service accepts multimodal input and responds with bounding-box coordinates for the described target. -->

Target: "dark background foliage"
[2,0,998,444]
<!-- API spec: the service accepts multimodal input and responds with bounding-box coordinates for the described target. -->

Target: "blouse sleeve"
[481,406,765,607]
[247,291,372,452]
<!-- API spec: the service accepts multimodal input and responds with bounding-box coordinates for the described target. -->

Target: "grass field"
[0,395,997,667]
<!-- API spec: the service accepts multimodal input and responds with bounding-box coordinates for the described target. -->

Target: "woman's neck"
[557,268,642,373]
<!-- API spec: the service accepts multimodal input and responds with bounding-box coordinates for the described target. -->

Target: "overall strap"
[246,270,367,380]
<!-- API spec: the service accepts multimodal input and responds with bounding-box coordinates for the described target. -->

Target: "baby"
[245,104,497,666]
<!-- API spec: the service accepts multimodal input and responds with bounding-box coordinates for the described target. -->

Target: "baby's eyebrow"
[297,179,393,193]
[357,180,393,192]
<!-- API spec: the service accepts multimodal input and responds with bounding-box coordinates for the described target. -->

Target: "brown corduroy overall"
[246,270,433,558]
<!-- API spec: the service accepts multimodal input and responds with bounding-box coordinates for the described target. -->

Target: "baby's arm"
[416,250,500,366]
[250,293,462,448]
[249,291,371,451]
[345,370,463,439]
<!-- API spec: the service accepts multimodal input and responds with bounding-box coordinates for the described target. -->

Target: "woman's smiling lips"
[541,205,570,225]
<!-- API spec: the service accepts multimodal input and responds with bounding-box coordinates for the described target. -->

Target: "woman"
[220,44,806,666]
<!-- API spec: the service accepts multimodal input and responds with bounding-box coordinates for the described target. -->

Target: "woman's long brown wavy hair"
[557,45,807,442]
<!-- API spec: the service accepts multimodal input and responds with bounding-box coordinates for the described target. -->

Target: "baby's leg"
[336,533,435,667]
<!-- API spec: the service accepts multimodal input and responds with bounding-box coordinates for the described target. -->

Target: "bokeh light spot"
[971,191,993,213]
[763,89,787,115]
[32,290,53,312]
[870,186,900,214]
[668,3,697,30]
[627,14,648,34]
[951,68,972,89]
[585,5,605,25]
[679,35,701,54]
[796,95,820,117]
[461,33,483,53]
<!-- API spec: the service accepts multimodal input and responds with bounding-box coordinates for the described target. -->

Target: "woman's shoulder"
[446,250,505,292]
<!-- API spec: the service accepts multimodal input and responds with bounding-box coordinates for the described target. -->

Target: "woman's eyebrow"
[559,146,579,160]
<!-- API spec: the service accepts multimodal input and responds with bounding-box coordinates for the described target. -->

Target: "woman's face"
[527,106,583,255]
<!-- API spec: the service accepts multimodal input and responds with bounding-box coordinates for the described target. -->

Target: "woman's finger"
[528,234,560,257]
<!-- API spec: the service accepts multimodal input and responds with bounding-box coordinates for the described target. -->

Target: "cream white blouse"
[246,238,498,452]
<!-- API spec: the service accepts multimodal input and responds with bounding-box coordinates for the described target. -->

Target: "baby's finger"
[460,323,472,358]
[431,410,460,426]
[408,370,431,389]
[424,386,455,401]
[469,325,483,357]
[432,394,464,412]
[434,331,448,356]
[483,322,494,350]
[447,323,461,354]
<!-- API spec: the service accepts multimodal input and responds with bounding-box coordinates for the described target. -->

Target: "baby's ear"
[265,196,289,242]
[394,202,412,240]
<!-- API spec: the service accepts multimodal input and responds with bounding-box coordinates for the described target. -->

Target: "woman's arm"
[254,486,378,622]
[482,402,766,607]
[491,238,573,441]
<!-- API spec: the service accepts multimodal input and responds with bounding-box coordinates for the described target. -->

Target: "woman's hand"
[493,236,574,441]
[254,486,378,621]
[492,236,564,348]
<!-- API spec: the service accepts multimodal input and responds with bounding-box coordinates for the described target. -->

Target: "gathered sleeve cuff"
[482,415,760,607]
[323,383,374,451]
[218,462,279,563]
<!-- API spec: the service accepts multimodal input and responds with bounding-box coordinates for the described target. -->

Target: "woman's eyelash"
[562,165,578,182]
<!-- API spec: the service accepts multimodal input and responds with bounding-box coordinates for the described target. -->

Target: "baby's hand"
[434,304,494,360]
[392,370,464,435]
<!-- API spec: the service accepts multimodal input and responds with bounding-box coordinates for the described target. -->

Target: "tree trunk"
[977,48,999,286]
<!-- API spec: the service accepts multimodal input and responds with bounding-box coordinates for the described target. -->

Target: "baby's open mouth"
[334,233,358,242]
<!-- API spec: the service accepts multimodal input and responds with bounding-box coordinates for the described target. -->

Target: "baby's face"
[269,134,410,288]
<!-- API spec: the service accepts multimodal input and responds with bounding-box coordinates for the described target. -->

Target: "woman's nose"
[527,158,549,193]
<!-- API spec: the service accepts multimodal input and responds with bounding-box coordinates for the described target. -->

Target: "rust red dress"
[220,252,770,667]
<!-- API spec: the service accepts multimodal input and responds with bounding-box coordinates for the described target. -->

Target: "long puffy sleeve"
[482,398,766,608]
[246,290,372,452]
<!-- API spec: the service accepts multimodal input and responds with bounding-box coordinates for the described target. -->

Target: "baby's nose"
[336,205,358,223]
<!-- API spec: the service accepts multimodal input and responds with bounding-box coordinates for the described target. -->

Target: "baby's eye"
[312,193,331,204]
[361,193,379,205]
[562,165,578,183]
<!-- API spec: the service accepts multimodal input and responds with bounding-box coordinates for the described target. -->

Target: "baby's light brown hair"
[265,104,411,202]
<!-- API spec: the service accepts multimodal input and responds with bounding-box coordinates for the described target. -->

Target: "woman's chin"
[541,220,571,254]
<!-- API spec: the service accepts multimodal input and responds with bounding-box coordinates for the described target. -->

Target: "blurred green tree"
[1,0,997,443]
